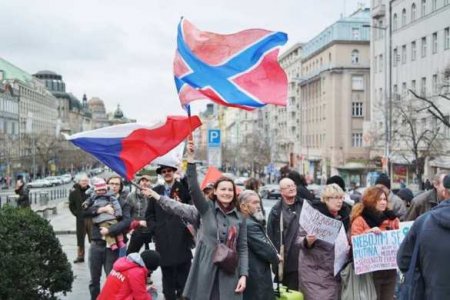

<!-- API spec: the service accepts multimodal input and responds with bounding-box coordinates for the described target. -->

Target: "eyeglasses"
[280,184,296,190]
[109,182,121,186]
[161,169,174,174]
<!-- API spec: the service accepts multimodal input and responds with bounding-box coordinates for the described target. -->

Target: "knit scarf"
[362,208,397,228]
[217,200,235,213]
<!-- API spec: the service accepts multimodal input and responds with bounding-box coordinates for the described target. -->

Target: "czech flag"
[174,18,288,110]
[64,116,202,180]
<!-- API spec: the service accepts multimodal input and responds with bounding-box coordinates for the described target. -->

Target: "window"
[393,84,399,100]
[379,20,384,38]
[421,37,427,57]
[432,74,438,93]
[445,27,450,50]
[432,0,437,10]
[352,76,364,90]
[351,49,360,64]
[352,102,363,117]
[422,0,427,16]
[379,54,384,72]
[421,77,427,96]
[411,41,417,60]
[411,80,416,92]
[352,28,360,40]
[402,82,407,95]
[411,3,417,20]
[393,13,398,30]
[393,48,398,66]
[402,9,407,26]
[402,45,407,64]
[352,133,363,147]
[432,32,438,54]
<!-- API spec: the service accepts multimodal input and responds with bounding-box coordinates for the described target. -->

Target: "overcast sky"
[1,0,369,124]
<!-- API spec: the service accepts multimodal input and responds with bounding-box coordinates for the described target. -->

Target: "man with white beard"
[238,190,281,300]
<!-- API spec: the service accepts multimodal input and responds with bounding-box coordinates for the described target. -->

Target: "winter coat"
[389,191,407,219]
[69,183,90,218]
[405,189,440,221]
[157,195,200,230]
[297,202,350,300]
[245,216,279,300]
[85,192,122,224]
[146,180,193,267]
[127,191,152,234]
[297,185,315,201]
[84,197,131,242]
[183,163,248,300]
[97,253,151,300]
[15,185,30,208]
[351,215,400,236]
[267,196,304,274]
[398,199,450,299]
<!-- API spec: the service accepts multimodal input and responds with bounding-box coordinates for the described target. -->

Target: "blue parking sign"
[208,129,221,147]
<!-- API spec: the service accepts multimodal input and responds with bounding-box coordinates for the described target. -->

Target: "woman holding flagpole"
[181,139,248,300]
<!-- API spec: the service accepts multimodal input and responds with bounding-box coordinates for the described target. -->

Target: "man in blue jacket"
[397,173,450,299]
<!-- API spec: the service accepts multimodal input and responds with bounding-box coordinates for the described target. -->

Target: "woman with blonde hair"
[297,183,351,299]
[350,185,400,300]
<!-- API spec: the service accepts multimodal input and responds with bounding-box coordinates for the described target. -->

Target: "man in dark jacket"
[69,173,92,263]
[126,175,153,254]
[267,178,304,291]
[405,172,447,221]
[146,164,193,300]
[15,179,30,208]
[397,174,450,299]
[84,176,131,300]
[239,190,280,300]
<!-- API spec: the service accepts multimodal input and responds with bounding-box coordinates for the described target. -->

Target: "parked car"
[259,184,281,199]
[28,179,52,188]
[44,176,62,186]
[307,184,324,200]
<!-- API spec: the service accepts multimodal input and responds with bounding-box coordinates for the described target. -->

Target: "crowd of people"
[64,138,450,300]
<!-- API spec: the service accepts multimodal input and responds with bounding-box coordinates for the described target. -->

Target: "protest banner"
[299,201,342,244]
[352,229,403,275]
[334,226,350,276]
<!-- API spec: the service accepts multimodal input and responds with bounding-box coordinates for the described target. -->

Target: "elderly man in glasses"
[146,164,193,300]
[267,177,307,291]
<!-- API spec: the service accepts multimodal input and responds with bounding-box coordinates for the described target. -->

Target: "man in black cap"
[397,174,450,299]
[146,164,193,300]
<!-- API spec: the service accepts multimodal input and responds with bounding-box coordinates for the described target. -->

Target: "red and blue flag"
[174,18,288,110]
[64,116,201,180]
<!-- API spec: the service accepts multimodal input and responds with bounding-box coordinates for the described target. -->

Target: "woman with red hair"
[350,185,400,300]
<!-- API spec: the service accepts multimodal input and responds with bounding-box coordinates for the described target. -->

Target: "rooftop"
[0,57,33,84]
[302,8,371,59]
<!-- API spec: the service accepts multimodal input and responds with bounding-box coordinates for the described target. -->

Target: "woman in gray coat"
[183,140,248,300]
[297,184,351,300]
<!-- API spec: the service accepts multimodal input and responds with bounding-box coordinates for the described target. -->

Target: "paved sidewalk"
[49,201,163,299]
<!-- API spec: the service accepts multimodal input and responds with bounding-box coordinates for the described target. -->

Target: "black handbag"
[212,223,238,275]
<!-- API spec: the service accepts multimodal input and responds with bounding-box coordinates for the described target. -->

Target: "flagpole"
[186,104,193,141]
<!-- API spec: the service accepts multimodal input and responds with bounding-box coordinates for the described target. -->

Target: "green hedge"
[0,206,74,300]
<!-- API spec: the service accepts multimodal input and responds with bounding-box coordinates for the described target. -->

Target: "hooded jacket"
[97,253,151,300]
[398,199,450,299]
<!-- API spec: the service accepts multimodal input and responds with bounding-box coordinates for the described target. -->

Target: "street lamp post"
[363,23,391,175]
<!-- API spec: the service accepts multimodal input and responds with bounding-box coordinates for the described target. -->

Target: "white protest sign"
[299,201,342,244]
[334,226,350,276]
[351,229,403,275]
